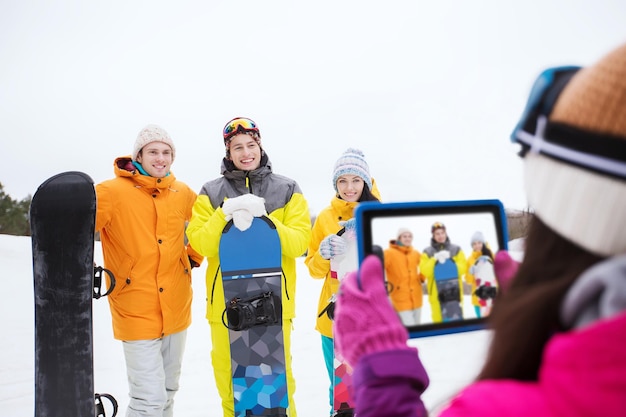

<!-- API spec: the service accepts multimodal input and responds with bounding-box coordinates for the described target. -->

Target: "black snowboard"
[30,171,114,417]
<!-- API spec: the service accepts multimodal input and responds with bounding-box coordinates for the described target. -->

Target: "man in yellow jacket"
[186,117,311,417]
[420,222,467,323]
[96,125,203,417]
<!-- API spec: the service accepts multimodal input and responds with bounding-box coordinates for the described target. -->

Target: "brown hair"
[477,216,602,381]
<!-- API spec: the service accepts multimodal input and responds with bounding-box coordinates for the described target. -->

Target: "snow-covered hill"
[0,234,509,416]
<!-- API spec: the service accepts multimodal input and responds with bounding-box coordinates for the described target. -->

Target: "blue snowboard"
[434,259,463,321]
[220,216,288,417]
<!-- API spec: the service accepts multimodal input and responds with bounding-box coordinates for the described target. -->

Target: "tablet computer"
[354,199,508,338]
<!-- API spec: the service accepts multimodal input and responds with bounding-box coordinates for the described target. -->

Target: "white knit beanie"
[471,231,485,245]
[519,43,626,256]
[397,228,412,239]
[132,124,176,161]
[332,148,373,193]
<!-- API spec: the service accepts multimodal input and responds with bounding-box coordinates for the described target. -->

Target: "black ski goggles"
[510,66,626,180]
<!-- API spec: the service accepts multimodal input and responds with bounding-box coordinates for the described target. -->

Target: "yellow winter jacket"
[95,157,203,341]
[305,180,381,338]
[384,242,425,312]
[305,196,356,338]
[465,247,494,307]
[186,155,311,324]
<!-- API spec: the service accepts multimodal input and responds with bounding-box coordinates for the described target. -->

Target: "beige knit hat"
[514,43,626,256]
[132,124,176,161]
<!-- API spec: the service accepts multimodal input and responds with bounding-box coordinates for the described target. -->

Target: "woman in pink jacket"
[334,41,626,417]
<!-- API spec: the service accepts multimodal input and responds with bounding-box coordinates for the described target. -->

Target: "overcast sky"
[1,1,625,214]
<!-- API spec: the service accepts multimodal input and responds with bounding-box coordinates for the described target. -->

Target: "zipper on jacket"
[210,266,220,305]
[282,268,290,300]
[246,173,252,194]
[428,277,435,296]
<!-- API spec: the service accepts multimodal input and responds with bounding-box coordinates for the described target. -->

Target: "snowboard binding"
[332,407,355,417]
[438,285,460,303]
[93,265,116,299]
[475,284,497,300]
[95,392,118,417]
[223,291,282,331]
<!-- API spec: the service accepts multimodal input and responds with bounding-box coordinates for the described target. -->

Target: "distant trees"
[0,182,31,236]
[1,181,534,241]
[506,207,534,240]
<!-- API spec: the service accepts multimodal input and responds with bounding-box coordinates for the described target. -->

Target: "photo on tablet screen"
[354,200,508,338]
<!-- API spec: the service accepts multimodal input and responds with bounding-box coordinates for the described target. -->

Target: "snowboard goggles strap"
[223,117,259,141]
[510,65,626,180]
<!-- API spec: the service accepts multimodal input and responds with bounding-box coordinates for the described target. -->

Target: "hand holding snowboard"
[434,250,451,264]
[320,234,348,260]
[222,193,267,231]
[338,218,357,234]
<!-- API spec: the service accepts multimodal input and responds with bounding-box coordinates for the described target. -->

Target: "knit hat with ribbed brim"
[521,42,626,256]
[133,124,176,161]
[397,228,412,239]
[332,148,373,193]
[471,231,485,245]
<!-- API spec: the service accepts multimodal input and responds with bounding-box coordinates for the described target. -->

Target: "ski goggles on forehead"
[511,66,626,180]
[431,222,445,232]
[223,117,259,141]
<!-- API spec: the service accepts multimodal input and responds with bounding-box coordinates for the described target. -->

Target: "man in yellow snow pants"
[186,117,311,416]
[210,320,295,415]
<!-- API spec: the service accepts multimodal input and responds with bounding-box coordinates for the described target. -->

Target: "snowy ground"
[0,234,525,416]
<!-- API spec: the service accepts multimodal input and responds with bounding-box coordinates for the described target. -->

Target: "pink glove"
[334,255,408,367]
[494,250,519,293]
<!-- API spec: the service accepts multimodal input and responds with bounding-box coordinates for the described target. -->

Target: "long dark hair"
[477,216,602,381]
[358,185,380,202]
[481,244,494,260]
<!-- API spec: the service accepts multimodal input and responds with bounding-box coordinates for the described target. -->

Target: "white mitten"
[222,194,266,218]
[319,234,348,260]
[231,209,254,231]
[435,250,450,264]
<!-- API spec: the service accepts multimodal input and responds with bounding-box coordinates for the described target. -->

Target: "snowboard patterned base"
[220,217,289,417]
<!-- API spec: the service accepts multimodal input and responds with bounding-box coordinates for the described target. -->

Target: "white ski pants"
[398,307,422,326]
[122,330,187,417]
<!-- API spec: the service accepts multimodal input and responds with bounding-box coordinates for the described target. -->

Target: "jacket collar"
[221,152,272,179]
[330,195,358,222]
[114,156,176,189]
